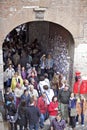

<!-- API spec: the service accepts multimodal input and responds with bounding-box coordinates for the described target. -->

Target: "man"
[26,98,40,130]
[58,84,71,122]
[37,92,48,129]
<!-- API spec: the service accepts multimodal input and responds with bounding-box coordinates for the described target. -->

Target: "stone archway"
[3,21,74,86]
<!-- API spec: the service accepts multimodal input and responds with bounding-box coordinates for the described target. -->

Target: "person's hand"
[54,108,58,110]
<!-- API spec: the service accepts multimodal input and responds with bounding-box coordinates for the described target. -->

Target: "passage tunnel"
[3,21,74,85]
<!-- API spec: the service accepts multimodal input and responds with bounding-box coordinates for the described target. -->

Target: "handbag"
[70,108,77,117]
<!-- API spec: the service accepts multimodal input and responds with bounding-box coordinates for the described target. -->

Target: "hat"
[75,71,81,76]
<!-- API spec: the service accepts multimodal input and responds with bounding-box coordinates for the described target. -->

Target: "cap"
[75,71,81,76]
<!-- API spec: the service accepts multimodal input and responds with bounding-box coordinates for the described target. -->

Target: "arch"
[3,20,75,85]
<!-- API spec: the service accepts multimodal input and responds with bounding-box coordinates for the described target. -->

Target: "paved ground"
[0,120,87,130]
[43,119,87,130]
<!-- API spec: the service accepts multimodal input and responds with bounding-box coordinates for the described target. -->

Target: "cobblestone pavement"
[0,119,87,130]
[41,119,87,130]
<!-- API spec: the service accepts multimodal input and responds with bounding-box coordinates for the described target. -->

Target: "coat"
[18,106,27,127]
[11,76,23,91]
[48,101,58,116]
[76,98,87,115]
[37,96,48,114]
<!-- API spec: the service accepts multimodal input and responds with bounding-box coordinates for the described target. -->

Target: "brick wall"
[0,0,87,88]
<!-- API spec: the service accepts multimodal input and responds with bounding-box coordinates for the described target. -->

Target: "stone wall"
[0,0,87,88]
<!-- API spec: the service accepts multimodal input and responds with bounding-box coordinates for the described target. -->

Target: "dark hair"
[52,96,58,102]
[30,97,34,104]
[75,76,78,82]
[39,76,45,81]
[9,96,14,101]
[56,112,62,117]
[44,73,48,78]
[20,100,26,107]
[43,85,48,90]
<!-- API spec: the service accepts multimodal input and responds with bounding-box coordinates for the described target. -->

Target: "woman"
[76,95,87,126]
[51,112,66,130]
[6,96,17,130]
[68,92,77,130]
[18,100,27,130]
[48,96,59,124]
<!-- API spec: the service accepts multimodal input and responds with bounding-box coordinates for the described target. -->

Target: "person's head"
[20,100,26,107]
[24,89,28,96]
[42,92,46,98]
[43,85,49,90]
[44,73,48,78]
[9,64,12,69]
[14,72,19,77]
[30,78,35,85]
[39,76,45,81]
[9,96,14,102]
[24,79,29,86]
[29,84,34,91]
[52,96,58,102]
[31,72,35,77]
[47,54,52,59]
[70,92,75,98]
[17,64,21,69]
[64,84,69,91]
[56,112,62,121]
[80,95,85,101]
[32,67,36,71]
[30,97,34,105]
[21,66,25,71]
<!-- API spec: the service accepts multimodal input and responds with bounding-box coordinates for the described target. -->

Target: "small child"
[51,112,66,130]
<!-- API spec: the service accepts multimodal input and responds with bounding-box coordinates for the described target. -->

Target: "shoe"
[76,122,79,125]
[82,124,84,127]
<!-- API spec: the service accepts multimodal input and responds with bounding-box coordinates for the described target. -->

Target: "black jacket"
[26,105,41,125]
[58,88,71,104]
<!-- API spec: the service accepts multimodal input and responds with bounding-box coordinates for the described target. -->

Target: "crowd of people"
[3,52,87,130]
[2,30,87,130]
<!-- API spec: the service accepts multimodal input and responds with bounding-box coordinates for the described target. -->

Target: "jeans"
[39,113,46,128]
[76,113,84,124]
[29,123,39,130]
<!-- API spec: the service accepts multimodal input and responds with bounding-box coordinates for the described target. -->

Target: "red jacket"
[73,81,80,94]
[37,96,48,114]
[48,101,58,116]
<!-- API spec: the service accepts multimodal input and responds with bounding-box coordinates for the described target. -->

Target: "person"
[40,54,46,75]
[18,100,27,130]
[73,71,81,94]
[21,66,27,80]
[43,85,54,105]
[11,72,23,91]
[58,84,71,123]
[28,84,38,98]
[5,64,15,88]
[6,96,17,130]
[68,92,77,130]
[12,51,20,68]
[37,92,48,129]
[48,96,59,124]
[14,83,25,108]
[46,54,54,80]
[76,95,87,126]
[50,112,66,130]
[21,89,30,107]
[51,72,60,96]
[26,98,41,130]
